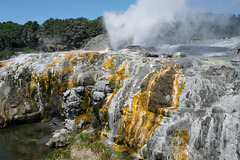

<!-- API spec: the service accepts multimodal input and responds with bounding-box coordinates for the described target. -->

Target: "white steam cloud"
[104,0,187,50]
[104,0,232,50]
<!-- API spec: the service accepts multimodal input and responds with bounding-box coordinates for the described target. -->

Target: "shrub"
[0,48,15,60]
[23,46,35,53]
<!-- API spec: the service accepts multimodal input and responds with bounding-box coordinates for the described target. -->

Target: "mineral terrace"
[0,44,240,160]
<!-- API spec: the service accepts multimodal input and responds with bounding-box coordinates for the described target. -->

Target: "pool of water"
[0,119,63,160]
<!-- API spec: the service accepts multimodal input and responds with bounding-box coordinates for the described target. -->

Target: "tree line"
[0,16,104,60]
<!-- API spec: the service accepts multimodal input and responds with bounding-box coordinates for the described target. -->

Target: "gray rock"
[231,58,240,66]
[172,52,186,58]
[92,91,105,102]
[0,47,240,160]
[53,128,69,138]
[64,119,76,132]
[226,44,240,58]
[77,120,85,129]
[84,34,111,50]
[146,59,240,160]
[46,135,70,148]
[62,86,85,119]
[176,57,193,69]
[94,80,109,92]
[126,45,151,51]
[141,52,159,57]
[122,45,157,56]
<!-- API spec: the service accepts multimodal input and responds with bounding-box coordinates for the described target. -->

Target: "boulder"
[62,86,85,119]
[46,135,70,148]
[231,58,240,66]
[92,92,105,102]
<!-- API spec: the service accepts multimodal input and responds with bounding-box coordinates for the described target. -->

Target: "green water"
[0,120,63,160]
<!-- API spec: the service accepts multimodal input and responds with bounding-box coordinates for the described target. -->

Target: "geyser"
[104,0,187,50]
[104,0,233,50]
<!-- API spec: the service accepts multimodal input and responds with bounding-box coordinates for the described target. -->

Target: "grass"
[111,151,133,160]
[39,132,132,160]
[100,151,112,160]
[90,142,106,153]
[29,138,39,142]
[39,148,70,160]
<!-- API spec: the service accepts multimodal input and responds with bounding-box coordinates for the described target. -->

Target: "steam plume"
[104,0,187,50]
[104,0,232,50]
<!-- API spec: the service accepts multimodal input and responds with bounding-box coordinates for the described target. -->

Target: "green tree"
[21,21,40,49]
[0,21,23,50]
[87,16,105,38]
[64,17,89,48]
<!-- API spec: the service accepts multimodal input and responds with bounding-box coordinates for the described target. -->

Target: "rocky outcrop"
[147,59,240,160]
[46,135,70,148]
[62,86,85,119]
[0,46,240,160]
[84,34,111,51]
[39,37,68,52]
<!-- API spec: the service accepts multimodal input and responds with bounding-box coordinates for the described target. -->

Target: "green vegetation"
[41,17,104,49]
[39,132,132,160]
[23,46,36,53]
[29,138,39,142]
[0,16,104,60]
[100,151,112,160]
[0,48,15,60]
[39,148,71,160]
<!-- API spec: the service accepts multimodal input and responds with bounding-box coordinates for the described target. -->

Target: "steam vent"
[0,44,240,160]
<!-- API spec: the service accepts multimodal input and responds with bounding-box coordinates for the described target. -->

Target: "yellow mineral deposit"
[78,52,98,64]
[99,60,130,116]
[75,88,93,132]
[0,61,8,67]
[29,71,37,95]
[36,53,76,95]
[102,56,116,69]
[221,73,227,81]
[172,64,185,110]
[115,62,185,155]
[57,53,74,77]
[173,129,189,159]
[38,56,63,92]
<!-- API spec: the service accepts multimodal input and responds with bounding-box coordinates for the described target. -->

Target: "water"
[175,45,230,56]
[0,119,63,160]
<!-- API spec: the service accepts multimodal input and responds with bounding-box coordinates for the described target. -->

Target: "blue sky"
[0,0,239,24]
[0,0,133,24]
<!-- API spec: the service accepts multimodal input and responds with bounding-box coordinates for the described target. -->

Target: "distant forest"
[0,16,104,60]
[0,14,240,60]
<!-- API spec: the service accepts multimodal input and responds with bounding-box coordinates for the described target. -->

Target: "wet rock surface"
[0,45,240,159]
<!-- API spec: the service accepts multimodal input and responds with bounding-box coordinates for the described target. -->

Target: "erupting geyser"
[104,0,235,50]
[104,0,187,50]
